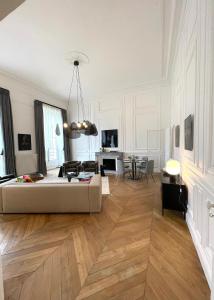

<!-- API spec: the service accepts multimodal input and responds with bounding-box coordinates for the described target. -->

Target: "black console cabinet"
[161,175,188,219]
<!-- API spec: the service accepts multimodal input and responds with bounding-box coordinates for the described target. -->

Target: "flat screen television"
[185,114,194,151]
[101,129,118,148]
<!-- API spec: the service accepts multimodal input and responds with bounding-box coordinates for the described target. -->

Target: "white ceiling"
[0,0,166,101]
[0,0,25,21]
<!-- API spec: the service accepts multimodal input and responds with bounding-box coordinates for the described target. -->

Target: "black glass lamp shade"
[63,120,98,139]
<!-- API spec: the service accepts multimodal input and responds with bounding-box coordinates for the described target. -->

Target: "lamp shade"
[165,159,180,176]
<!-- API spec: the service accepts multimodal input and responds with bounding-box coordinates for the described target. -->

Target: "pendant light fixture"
[63,57,98,139]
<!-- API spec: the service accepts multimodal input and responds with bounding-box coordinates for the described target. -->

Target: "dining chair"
[123,160,132,178]
[137,156,148,171]
[140,160,155,183]
[142,156,148,161]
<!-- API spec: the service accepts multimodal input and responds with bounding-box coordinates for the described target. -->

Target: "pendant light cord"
[67,66,75,112]
[67,61,86,124]
[77,66,86,121]
[76,67,80,122]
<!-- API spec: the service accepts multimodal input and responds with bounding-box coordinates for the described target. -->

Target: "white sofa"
[0,174,102,213]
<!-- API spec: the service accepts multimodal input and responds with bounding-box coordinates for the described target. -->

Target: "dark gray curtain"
[62,109,71,162]
[34,100,47,175]
[0,88,16,175]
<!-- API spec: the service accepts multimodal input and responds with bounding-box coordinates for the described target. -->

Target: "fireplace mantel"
[95,152,124,174]
[95,151,123,158]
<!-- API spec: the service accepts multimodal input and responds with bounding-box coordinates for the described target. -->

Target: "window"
[0,107,5,176]
[43,104,65,170]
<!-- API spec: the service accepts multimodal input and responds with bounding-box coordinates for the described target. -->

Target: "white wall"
[170,0,214,295]
[71,82,171,171]
[0,72,67,175]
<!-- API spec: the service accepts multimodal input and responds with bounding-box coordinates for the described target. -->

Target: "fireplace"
[103,158,116,171]
[95,152,124,175]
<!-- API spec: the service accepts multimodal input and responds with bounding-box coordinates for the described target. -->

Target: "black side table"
[161,175,188,219]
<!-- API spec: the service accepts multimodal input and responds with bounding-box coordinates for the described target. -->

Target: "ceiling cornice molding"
[83,78,171,103]
[0,69,67,103]
[0,69,169,105]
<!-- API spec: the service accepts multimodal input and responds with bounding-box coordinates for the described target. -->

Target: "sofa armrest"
[89,175,102,212]
[0,179,17,212]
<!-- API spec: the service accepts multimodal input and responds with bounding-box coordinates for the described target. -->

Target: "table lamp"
[165,159,181,183]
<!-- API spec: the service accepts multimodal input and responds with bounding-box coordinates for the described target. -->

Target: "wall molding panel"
[170,1,214,294]
[71,83,171,171]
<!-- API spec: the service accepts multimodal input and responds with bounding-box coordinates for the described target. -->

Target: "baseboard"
[186,212,212,290]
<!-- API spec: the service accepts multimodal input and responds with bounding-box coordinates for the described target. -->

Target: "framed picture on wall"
[171,126,175,157]
[175,125,180,148]
[184,115,194,151]
[18,134,32,151]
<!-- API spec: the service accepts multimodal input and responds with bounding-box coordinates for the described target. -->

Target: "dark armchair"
[82,161,99,174]
[63,161,82,175]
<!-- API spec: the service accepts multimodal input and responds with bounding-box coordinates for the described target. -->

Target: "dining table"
[123,158,146,180]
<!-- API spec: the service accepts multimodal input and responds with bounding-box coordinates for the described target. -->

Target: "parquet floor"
[0,176,210,300]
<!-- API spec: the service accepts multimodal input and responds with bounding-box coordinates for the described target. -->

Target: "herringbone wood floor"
[0,176,210,300]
